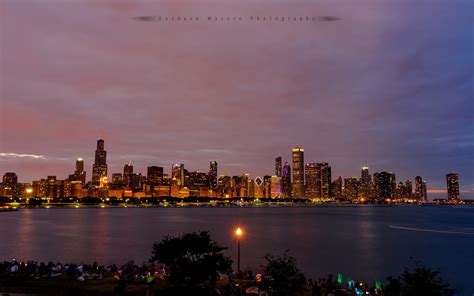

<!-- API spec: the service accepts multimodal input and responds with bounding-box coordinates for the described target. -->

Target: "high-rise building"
[46,175,58,199]
[317,163,332,198]
[281,161,292,198]
[92,139,108,187]
[331,176,343,199]
[240,173,250,197]
[275,157,282,177]
[270,175,281,199]
[172,164,185,187]
[147,166,164,186]
[208,161,218,191]
[254,176,264,198]
[110,173,123,190]
[304,163,318,198]
[291,147,305,198]
[415,176,427,200]
[2,172,18,196]
[404,180,413,198]
[343,177,359,200]
[123,162,134,187]
[396,182,406,199]
[373,171,396,200]
[68,158,86,185]
[359,166,371,198]
[130,173,142,191]
[263,175,272,198]
[446,173,460,200]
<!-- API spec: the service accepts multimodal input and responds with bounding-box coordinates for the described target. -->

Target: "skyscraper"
[415,176,427,200]
[343,177,359,200]
[92,139,107,187]
[208,161,218,191]
[331,176,343,199]
[404,180,413,198]
[359,166,371,198]
[275,156,282,177]
[446,173,460,200]
[147,166,164,186]
[270,175,281,199]
[281,161,292,198]
[317,163,332,198]
[1,172,18,196]
[172,164,185,187]
[304,163,318,198]
[123,162,134,187]
[240,173,250,197]
[291,147,304,198]
[69,158,86,184]
[373,171,396,200]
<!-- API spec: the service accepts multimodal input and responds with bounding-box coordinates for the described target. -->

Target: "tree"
[150,231,232,289]
[260,251,306,296]
[385,263,456,296]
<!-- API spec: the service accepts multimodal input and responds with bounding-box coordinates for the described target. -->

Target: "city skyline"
[1,0,473,195]
[1,138,467,199]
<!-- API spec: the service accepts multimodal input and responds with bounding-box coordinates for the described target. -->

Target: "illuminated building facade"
[404,180,413,198]
[317,163,332,198]
[92,139,108,187]
[281,161,292,198]
[69,158,86,185]
[415,176,427,200]
[1,172,18,197]
[147,166,164,186]
[275,156,282,177]
[304,163,318,198]
[332,176,343,199]
[446,173,459,200]
[270,175,281,199]
[172,163,185,187]
[254,176,264,198]
[123,162,134,187]
[343,177,359,200]
[291,147,305,198]
[373,171,396,200]
[359,166,371,198]
[208,161,218,191]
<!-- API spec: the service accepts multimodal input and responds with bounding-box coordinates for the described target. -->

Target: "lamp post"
[235,227,243,271]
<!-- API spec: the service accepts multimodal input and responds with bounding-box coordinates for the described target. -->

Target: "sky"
[1,0,473,198]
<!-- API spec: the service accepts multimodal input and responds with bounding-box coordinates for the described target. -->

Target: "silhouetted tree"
[260,251,306,296]
[385,263,455,296]
[150,231,232,289]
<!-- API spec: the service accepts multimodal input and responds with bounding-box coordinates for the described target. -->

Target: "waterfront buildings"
[91,139,108,188]
[373,171,396,200]
[304,163,318,198]
[274,157,282,177]
[0,139,459,202]
[291,147,305,198]
[281,161,292,198]
[208,161,218,191]
[317,163,332,198]
[446,173,460,200]
[415,176,428,201]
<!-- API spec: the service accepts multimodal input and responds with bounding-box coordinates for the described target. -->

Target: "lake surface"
[1,205,473,293]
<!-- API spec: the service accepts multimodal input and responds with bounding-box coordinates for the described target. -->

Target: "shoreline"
[2,202,474,210]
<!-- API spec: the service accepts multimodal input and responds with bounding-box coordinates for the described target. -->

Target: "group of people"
[0,259,385,296]
[0,260,167,282]
[307,275,382,296]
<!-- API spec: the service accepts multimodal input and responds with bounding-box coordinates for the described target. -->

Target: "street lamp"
[235,227,243,271]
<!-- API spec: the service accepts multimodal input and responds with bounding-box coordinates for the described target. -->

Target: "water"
[1,205,473,294]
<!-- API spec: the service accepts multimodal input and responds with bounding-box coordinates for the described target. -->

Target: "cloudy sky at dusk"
[1,0,473,197]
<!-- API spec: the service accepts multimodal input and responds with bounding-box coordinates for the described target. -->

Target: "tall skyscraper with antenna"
[92,138,108,187]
